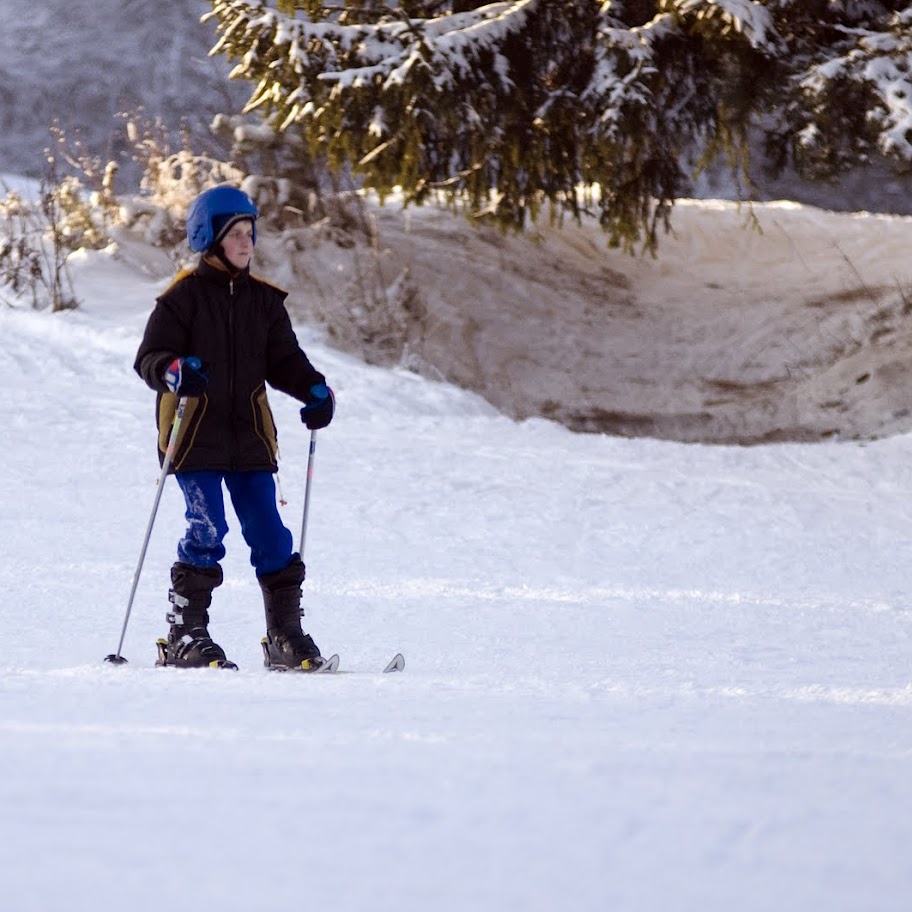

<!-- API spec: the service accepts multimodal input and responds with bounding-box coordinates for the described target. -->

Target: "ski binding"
[260,636,340,673]
[155,638,239,670]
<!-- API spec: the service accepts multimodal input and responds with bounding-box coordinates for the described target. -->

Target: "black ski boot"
[155,563,237,670]
[259,557,328,672]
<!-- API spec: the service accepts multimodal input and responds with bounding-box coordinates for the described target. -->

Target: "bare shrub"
[0,138,105,311]
[116,113,245,249]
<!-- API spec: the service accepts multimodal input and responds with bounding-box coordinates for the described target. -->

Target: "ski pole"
[105,396,189,665]
[299,429,318,556]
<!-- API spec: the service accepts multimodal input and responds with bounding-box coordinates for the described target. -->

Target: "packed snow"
[2,198,912,912]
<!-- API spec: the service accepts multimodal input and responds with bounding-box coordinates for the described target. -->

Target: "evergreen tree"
[772,2,912,180]
[205,0,912,251]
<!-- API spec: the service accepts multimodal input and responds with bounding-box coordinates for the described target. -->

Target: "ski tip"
[295,654,340,673]
[104,653,128,666]
[383,653,405,673]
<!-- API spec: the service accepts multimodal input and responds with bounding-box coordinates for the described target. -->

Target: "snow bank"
[254,196,912,443]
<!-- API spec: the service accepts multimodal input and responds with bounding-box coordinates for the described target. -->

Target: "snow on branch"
[586,11,677,134]
[677,0,779,52]
[357,0,538,91]
[587,0,782,138]
[799,8,912,161]
[206,0,538,100]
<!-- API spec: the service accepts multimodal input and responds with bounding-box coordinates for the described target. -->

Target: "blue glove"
[300,383,335,430]
[163,356,208,397]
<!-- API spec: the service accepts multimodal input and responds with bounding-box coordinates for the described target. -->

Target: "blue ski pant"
[175,470,294,577]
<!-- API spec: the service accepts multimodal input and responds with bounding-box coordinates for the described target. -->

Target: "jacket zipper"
[228,278,238,469]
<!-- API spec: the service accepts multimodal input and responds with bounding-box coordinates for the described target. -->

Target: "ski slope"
[2,230,912,912]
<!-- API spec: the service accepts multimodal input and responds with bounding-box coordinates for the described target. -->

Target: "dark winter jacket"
[134,257,325,474]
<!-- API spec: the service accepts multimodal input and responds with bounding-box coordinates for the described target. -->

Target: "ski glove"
[163,356,208,398]
[300,383,335,430]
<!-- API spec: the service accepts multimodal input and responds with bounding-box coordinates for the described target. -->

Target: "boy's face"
[221,220,255,270]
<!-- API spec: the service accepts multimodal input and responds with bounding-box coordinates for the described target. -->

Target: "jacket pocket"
[157,393,206,471]
[251,384,279,466]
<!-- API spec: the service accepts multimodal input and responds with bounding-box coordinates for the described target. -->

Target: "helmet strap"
[204,246,249,277]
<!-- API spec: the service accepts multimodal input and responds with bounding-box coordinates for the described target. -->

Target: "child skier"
[134,185,335,671]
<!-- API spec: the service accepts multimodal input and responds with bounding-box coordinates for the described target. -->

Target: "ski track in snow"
[2,239,912,911]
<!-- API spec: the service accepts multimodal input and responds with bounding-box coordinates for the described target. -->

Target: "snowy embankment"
[268,198,912,442]
[2,206,912,912]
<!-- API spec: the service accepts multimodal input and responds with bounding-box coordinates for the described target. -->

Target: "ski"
[261,649,341,674]
[272,653,405,675]
[113,646,403,675]
[328,653,406,675]
[306,653,340,674]
[383,653,406,673]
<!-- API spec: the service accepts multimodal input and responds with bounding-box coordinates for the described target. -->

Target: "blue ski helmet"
[186,186,259,252]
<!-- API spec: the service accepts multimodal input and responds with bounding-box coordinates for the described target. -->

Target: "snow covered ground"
[2,206,912,912]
